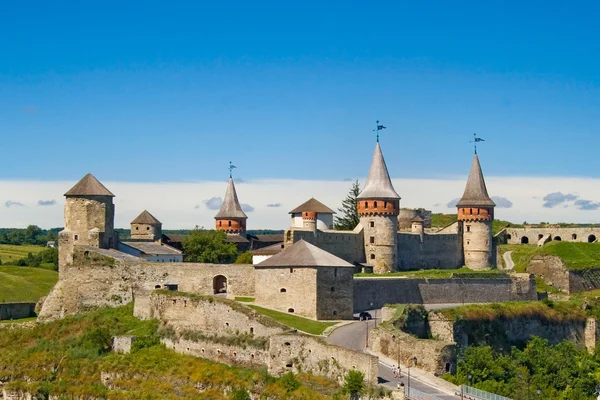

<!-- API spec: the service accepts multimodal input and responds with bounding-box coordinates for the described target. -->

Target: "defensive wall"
[353,274,537,311]
[397,233,462,270]
[285,227,365,265]
[527,254,600,294]
[0,303,36,320]
[39,248,256,321]
[503,227,600,245]
[398,208,432,230]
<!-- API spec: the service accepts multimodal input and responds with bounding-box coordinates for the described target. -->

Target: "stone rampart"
[144,292,287,338]
[397,233,462,270]
[370,327,456,376]
[0,303,36,320]
[39,248,256,321]
[353,275,537,311]
[286,228,365,265]
[505,227,600,245]
[162,337,269,369]
[268,334,379,385]
[527,254,600,294]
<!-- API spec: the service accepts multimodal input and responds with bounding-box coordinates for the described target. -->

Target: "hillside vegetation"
[429,213,515,235]
[501,242,600,272]
[0,265,58,303]
[0,304,339,399]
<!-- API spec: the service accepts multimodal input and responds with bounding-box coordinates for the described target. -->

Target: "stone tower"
[357,142,401,273]
[456,154,496,270]
[59,173,117,267]
[215,178,248,234]
[130,210,162,241]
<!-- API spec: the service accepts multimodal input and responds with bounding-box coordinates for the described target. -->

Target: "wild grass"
[247,305,336,335]
[0,304,336,399]
[439,301,587,323]
[0,265,58,303]
[235,297,255,302]
[501,242,600,272]
[0,244,46,264]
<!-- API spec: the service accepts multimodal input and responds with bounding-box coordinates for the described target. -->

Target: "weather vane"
[470,133,485,154]
[373,120,387,142]
[229,161,237,178]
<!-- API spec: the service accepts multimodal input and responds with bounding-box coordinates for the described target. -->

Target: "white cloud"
[2,176,600,229]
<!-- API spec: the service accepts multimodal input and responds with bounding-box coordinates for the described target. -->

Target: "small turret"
[289,198,336,232]
[358,142,400,273]
[215,178,248,234]
[130,210,162,241]
[411,216,424,241]
[457,154,496,270]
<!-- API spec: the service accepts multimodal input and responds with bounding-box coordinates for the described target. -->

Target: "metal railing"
[406,387,445,400]
[459,385,513,400]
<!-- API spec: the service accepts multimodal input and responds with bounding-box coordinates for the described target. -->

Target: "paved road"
[327,318,456,399]
[503,251,515,270]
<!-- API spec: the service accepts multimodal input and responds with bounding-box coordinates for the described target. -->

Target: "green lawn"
[247,305,336,335]
[0,265,58,303]
[502,242,600,272]
[355,267,507,279]
[0,244,46,265]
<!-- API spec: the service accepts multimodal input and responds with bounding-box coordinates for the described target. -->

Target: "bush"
[342,370,365,397]
[280,372,301,393]
[235,251,253,264]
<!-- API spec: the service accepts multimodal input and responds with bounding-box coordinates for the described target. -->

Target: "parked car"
[359,311,372,321]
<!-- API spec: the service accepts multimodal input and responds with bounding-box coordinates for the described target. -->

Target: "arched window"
[370,254,375,260]
[374,201,378,208]
[589,235,597,243]
[228,221,232,227]
[213,275,227,294]
[538,234,544,240]
[280,288,287,293]
[365,201,368,209]
[521,236,529,244]
[554,236,562,241]
[573,234,578,240]
[287,308,295,313]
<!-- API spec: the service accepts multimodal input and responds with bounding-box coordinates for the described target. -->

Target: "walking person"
[392,365,397,378]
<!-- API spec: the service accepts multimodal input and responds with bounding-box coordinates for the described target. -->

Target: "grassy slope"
[438,301,587,323]
[248,305,336,335]
[0,304,337,399]
[501,242,600,272]
[355,267,507,279]
[430,213,515,235]
[0,244,46,264]
[0,265,58,303]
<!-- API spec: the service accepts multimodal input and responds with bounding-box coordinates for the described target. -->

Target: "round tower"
[302,211,317,231]
[358,142,400,273]
[215,178,248,234]
[457,154,496,270]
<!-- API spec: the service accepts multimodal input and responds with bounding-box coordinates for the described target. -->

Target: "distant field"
[0,265,58,303]
[0,244,46,265]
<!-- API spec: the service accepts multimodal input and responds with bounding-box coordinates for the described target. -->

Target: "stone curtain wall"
[527,254,600,294]
[316,267,354,320]
[0,303,36,320]
[162,337,269,369]
[145,292,286,338]
[397,233,463,270]
[370,328,456,376]
[268,334,379,385]
[39,249,256,321]
[353,276,537,311]
[505,227,600,245]
[288,228,365,265]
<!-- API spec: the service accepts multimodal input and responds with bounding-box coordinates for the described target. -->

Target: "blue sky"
[2,1,600,183]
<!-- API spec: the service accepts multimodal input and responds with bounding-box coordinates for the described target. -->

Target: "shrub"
[280,372,301,393]
[342,370,365,397]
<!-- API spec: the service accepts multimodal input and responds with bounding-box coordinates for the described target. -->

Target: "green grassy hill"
[0,265,58,303]
[0,304,339,399]
[501,241,600,272]
[0,244,46,265]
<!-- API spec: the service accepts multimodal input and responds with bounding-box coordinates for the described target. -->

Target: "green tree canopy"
[334,180,361,231]
[234,251,253,264]
[343,370,365,399]
[182,230,238,264]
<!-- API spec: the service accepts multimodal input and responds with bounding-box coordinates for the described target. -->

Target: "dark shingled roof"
[357,142,400,200]
[215,178,248,219]
[456,154,496,208]
[131,210,162,225]
[251,242,284,256]
[255,240,353,268]
[289,198,336,214]
[225,234,250,244]
[64,173,114,197]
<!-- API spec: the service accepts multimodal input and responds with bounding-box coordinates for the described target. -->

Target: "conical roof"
[131,210,161,225]
[289,198,336,214]
[214,178,248,219]
[64,173,114,197]
[456,154,496,208]
[357,142,400,200]
[255,240,353,268]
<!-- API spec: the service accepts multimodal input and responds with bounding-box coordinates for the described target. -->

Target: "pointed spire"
[215,178,248,219]
[357,142,400,200]
[456,154,495,208]
[64,173,114,197]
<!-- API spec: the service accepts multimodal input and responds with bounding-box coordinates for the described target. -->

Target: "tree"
[182,229,238,264]
[234,251,253,264]
[342,370,365,399]
[334,180,361,231]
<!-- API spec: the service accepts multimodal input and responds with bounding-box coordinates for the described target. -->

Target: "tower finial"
[229,161,237,178]
[470,133,485,154]
[374,120,387,142]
